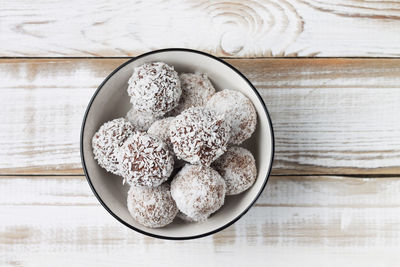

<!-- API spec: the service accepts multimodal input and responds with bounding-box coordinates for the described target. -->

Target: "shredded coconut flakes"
[91,118,135,176]
[169,107,230,166]
[127,62,181,116]
[126,107,159,131]
[206,89,257,145]
[119,132,174,187]
[171,164,226,222]
[127,183,178,228]
[168,72,215,116]
[147,116,175,150]
[212,146,257,195]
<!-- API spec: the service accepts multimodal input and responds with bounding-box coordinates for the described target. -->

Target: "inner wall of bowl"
[82,51,273,238]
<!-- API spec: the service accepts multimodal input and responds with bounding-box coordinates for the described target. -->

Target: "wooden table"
[1,1,400,266]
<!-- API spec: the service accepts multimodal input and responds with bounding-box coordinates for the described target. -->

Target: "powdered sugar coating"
[147,117,175,149]
[212,146,257,195]
[171,164,226,222]
[119,132,174,187]
[127,183,178,228]
[92,118,134,175]
[169,107,230,166]
[206,89,257,144]
[126,107,159,131]
[177,212,196,223]
[127,62,181,116]
[169,72,216,116]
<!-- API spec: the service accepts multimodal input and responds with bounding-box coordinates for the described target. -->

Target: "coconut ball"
[127,183,178,228]
[119,132,174,187]
[206,89,257,144]
[212,146,257,195]
[126,107,159,131]
[169,72,216,116]
[169,107,230,166]
[171,164,226,222]
[147,117,175,149]
[92,118,134,175]
[127,62,181,116]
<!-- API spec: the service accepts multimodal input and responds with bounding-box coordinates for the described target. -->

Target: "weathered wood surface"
[0,58,399,175]
[2,0,400,264]
[1,175,400,266]
[1,0,400,57]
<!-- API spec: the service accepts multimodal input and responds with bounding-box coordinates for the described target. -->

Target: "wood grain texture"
[1,58,400,175]
[1,0,400,57]
[1,175,400,266]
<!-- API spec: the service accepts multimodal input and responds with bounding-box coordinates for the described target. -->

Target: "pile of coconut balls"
[92,62,258,228]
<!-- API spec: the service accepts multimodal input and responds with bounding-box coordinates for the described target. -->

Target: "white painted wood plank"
[1,0,400,57]
[265,87,400,173]
[2,247,400,267]
[1,59,399,175]
[1,176,400,266]
[0,59,119,174]
[2,206,400,266]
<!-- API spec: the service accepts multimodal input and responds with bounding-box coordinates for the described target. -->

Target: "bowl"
[80,48,274,240]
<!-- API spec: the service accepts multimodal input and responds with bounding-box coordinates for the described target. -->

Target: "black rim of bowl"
[80,48,275,240]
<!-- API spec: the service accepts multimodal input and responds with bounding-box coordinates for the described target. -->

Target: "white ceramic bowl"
[80,48,274,240]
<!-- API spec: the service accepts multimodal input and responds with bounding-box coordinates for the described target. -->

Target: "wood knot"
[220,30,245,56]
